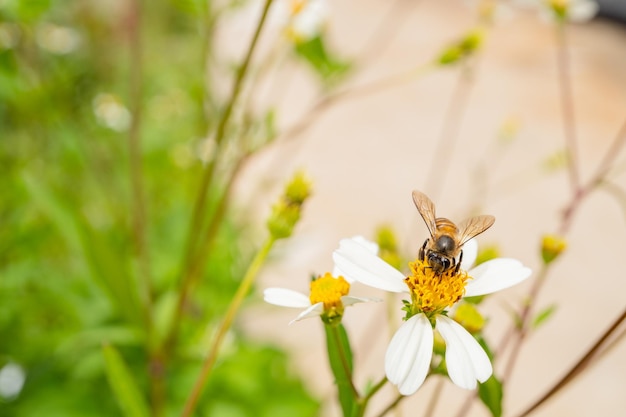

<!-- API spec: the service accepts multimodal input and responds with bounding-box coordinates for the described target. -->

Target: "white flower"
[264,236,380,324]
[92,93,132,132]
[333,238,531,395]
[276,0,329,43]
[512,0,598,22]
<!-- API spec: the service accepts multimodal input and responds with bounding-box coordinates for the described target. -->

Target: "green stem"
[179,237,276,417]
[330,324,359,399]
[166,0,274,352]
[354,376,388,417]
[374,394,405,417]
[165,150,252,353]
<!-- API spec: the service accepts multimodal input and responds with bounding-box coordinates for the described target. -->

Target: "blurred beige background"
[228,1,626,416]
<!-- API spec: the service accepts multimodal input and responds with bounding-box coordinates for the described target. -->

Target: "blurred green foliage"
[0,0,320,415]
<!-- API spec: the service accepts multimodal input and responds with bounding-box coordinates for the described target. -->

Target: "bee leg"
[419,240,427,261]
[453,251,463,275]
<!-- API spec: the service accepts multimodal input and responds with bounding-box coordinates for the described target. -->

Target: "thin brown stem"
[555,23,581,194]
[278,65,433,145]
[495,115,626,415]
[422,378,445,417]
[357,0,419,63]
[423,64,475,201]
[374,394,405,417]
[587,116,626,186]
[500,265,549,384]
[513,307,626,417]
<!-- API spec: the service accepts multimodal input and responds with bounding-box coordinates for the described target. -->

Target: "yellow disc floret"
[405,259,470,317]
[310,272,350,312]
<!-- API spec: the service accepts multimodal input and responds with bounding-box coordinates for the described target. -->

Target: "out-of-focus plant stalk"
[423,63,475,201]
[179,236,276,417]
[278,64,434,146]
[180,170,310,417]
[374,393,405,417]
[125,0,161,415]
[487,124,626,416]
[456,116,626,417]
[179,0,275,285]
[167,0,275,349]
[555,22,581,195]
[166,149,252,351]
[127,0,152,323]
[514,307,626,417]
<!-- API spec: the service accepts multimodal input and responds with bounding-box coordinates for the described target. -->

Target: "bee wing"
[457,215,495,246]
[412,190,437,238]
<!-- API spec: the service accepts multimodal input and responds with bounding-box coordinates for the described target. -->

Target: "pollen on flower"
[309,273,350,310]
[405,260,470,315]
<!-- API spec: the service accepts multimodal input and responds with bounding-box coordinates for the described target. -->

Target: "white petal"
[569,0,598,22]
[385,314,434,395]
[264,288,311,308]
[436,315,492,389]
[341,295,381,306]
[464,258,532,297]
[332,236,379,280]
[333,238,408,293]
[460,238,478,271]
[289,302,324,325]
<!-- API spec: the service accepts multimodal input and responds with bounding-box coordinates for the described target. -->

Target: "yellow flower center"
[405,259,470,316]
[309,272,350,311]
[547,0,569,18]
[290,0,306,16]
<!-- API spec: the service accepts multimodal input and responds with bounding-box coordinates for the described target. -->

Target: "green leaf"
[478,374,503,417]
[294,36,351,85]
[532,304,558,330]
[21,172,144,325]
[102,344,150,417]
[324,324,356,417]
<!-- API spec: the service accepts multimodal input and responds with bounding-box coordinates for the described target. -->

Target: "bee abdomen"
[435,218,458,234]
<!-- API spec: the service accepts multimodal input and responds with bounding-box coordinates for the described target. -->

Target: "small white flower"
[512,0,598,22]
[0,362,26,400]
[264,236,380,324]
[333,238,531,394]
[36,23,81,55]
[276,0,329,43]
[92,93,132,132]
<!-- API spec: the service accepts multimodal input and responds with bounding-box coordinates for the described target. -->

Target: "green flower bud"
[376,225,403,270]
[284,171,312,206]
[453,303,486,334]
[541,234,567,264]
[475,244,500,266]
[266,171,312,240]
[437,28,484,66]
[549,0,568,21]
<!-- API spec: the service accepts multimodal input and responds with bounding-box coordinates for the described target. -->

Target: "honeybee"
[412,190,495,275]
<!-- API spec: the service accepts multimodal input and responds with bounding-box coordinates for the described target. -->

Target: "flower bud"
[541,234,567,265]
[284,171,312,205]
[453,303,485,334]
[376,225,403,270]
[266,171,312,240]
[437,28,484,66]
